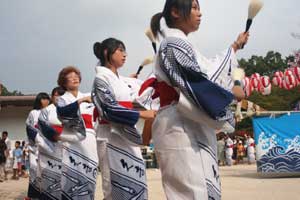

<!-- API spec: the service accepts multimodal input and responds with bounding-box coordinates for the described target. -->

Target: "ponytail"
[151,0,195,37]
[93,42,104,65]
[151,12,163,38]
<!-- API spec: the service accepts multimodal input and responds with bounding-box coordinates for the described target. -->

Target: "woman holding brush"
[150,0,249,199]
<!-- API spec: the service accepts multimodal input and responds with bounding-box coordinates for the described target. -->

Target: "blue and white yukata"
[151,18,240,200]
[38,103,63,200]
[57,91,98,200]
[26,109,42,199]
[92,66,147,200]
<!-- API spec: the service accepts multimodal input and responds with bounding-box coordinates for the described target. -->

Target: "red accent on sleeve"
[52,125,63,135]
[138,78,157,96]
[82,114,93,129]
[119,101,133,109]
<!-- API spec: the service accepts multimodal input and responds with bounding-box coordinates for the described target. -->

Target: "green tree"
[0,84,23,96]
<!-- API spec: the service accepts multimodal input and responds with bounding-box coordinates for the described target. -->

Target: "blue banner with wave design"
[253,113,300,174]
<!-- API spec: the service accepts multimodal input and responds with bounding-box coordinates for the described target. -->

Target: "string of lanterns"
[241,65,300,96]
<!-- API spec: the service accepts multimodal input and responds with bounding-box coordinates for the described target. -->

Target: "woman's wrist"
[232,41,242,52]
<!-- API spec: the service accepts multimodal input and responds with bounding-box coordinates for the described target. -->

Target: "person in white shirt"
[245,134,256,164]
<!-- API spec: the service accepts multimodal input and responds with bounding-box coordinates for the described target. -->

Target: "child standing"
[12,141,22,180]
[236,140,245,164]
[0,138,7,182]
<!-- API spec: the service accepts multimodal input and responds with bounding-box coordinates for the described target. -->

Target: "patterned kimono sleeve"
[159,37,205,106]
[159,38,234,120]
[25,111,38,145]
[92,77,139,126]
[38,108,59,143]
[26,111,35,127]
[198,47,239,90]
[56,97,86,141]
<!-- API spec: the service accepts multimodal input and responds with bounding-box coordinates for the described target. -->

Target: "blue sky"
[0,0,299,94]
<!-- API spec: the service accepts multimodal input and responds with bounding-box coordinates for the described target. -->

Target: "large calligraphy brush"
[246,0,264,32]
[136,57,154,75]
[242,0,264,48]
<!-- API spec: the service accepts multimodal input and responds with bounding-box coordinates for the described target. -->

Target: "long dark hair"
[151,0,198,38]
[33,92,50,110]
[93,38,126,66]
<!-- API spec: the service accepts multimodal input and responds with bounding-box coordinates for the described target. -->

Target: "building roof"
[0,96,36,107]
[0,95,144,109]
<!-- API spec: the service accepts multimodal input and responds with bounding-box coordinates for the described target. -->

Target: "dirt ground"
[1,164,300,200]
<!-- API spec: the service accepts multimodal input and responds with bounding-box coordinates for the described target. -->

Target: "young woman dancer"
[56,66,98,200]
[37,86,65,199]
[150,0,249,199]
[91,38,155,200]
[25,92,50,199]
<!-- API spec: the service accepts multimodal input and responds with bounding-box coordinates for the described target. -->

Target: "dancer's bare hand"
[232,85,245,101]
[232,32,250,52]
[139,110,157,120]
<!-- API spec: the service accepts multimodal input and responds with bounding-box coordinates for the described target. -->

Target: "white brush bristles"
[145,28,156,43]
[248,0,264,19]
[141,57,154,66]
[232,68,245,81]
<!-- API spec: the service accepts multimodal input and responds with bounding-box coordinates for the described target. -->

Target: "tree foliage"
[239,51,288,77]
[0,84,23,96]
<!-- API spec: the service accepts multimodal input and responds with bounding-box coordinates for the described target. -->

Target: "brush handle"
[241,19,253,49]
[245,19,253,32]
[152,42,157,54]
[136,66,143,75]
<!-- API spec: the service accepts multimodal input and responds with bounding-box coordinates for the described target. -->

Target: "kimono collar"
[95,66,119,80]
[65,90,83,99]
[160,17,188,41]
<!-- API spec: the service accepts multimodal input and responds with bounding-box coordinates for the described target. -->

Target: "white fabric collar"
[95,66,118,79]
[65,90,83,99]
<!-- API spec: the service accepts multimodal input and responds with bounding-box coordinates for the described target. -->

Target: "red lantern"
[283,75,296,90]
[260,76,272,95]
[251,77,261,91]
[260,76,270,88]
[274,71,284,78]
[284,69,293,77]
[291,66,300,82]
[242,77,253,97]
[284,73,296,87]
[251,73,261,80]
[272,76,283,88]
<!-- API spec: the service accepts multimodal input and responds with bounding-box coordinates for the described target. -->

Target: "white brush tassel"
[141,57,154,67]
[248,0,264,19]
[232,68,245,81]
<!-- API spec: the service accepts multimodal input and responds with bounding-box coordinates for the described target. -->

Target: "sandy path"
[1,164,299,200]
